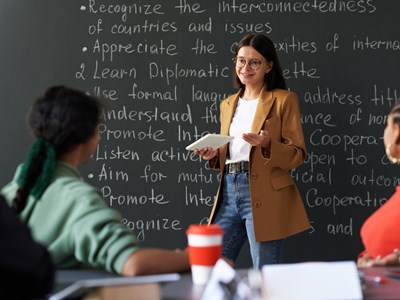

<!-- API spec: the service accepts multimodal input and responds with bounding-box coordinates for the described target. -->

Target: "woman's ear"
[266,61,273,74]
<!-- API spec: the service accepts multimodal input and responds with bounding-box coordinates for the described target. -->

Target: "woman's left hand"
[358,252,399,267]
[242,130,271,148]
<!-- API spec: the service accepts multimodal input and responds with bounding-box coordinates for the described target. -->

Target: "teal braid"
[16,138,56,199]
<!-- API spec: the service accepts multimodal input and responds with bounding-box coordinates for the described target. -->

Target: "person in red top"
[358,102,400,267]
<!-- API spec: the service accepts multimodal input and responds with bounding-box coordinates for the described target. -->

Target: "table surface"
[52,266,400,299]
[361,267,400,299]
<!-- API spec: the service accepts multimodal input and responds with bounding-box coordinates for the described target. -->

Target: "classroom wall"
[1,0,399,267]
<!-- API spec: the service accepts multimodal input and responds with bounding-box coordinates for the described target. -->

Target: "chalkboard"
[1,0,399,267]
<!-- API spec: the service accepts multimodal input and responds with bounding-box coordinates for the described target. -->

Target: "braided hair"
[13,86,102,213]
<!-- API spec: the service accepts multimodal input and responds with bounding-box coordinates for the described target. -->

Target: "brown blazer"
[208,88,310,242]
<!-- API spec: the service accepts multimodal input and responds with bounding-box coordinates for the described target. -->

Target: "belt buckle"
[229,162,240,173]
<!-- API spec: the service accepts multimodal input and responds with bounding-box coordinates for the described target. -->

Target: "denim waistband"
[225,161,249,173]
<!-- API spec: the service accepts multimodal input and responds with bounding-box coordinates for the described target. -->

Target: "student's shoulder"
[46,176,108,212]
[51,175,100,198]
[51,163,100,194]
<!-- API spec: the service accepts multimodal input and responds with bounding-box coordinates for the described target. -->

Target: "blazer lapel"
[251,89,275,133]
[219,93,239,164]
[221,93,239,135]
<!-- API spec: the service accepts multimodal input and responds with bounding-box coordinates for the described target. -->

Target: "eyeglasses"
[233,57,263,71]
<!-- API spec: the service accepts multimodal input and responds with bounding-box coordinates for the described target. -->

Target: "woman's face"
[383,113,400,162]
[235,46,272,88]
[384,114,396,149]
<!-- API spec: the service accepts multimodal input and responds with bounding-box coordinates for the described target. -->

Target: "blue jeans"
[214,172,283,269]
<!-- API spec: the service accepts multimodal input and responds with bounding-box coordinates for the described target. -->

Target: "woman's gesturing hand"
[242,130,271,148]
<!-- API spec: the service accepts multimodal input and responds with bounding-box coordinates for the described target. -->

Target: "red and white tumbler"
[186,224,223,285]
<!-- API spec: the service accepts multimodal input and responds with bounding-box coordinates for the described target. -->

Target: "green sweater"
[1,162,138,274]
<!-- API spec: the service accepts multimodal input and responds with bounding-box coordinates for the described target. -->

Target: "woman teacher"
[194,33,310,268]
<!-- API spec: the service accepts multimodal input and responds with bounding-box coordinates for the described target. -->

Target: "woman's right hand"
[193,147,218,160]
[357,253,374,267]
[358,252,399,267]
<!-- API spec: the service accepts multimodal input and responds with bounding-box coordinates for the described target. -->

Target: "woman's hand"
[193,147,218,160]
[358,252,399,267]
[357,253,374,267]
[242,130,271,148]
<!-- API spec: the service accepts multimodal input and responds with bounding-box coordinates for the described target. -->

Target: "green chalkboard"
[1,0,399,267]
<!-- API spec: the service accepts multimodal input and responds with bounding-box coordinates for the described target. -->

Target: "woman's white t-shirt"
[226,97,258,164]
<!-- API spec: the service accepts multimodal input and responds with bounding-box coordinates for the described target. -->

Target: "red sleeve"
[360,187,400,258]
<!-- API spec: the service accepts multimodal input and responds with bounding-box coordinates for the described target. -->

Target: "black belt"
[225,161,249,173]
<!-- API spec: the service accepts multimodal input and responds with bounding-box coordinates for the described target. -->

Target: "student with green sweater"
[1,85,190,276]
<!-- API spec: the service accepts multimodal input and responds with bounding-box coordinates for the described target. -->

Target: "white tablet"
[186,134,234,151]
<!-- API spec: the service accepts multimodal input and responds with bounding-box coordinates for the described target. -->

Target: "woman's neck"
[242,85,264,100]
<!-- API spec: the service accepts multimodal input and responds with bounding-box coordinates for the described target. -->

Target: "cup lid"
[186,224,223,235]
